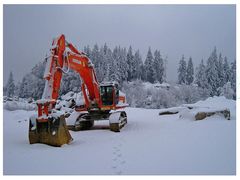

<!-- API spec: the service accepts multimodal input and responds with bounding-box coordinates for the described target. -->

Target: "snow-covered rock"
[159,96,235,121]
[61,91,76,101]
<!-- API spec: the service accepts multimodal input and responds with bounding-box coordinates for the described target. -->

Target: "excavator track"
[109,111,127,132]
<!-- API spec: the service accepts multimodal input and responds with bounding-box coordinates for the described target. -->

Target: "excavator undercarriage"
[68,110,127,132]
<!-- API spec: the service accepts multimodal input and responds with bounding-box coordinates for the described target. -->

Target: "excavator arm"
[42,34,101,111]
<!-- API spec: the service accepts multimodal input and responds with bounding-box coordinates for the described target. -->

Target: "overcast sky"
[3,5,236,84]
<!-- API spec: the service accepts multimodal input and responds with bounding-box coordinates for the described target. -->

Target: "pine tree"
[223,56,231,84]
[217,53,224,87]
[140,63,145,81]
[205,47,219,96]
[153,50,164,83]
[230,60,236,99]
[103,47,113,81]
[186,57,194,85]
[127,46,134,81]
[5,71,15,97]
[60,70,82,95]
[98,46,107,82]
[19,61,46,99]
[133,50,143,80]
[195,59,209,89]
[219,82,234,99]
[84,45,91,58]
[14,81,22,97]
[120,47,129,82]
[177,55,187,84]
[111,46,123,83]
[162,57,167,82]
[144,47,154,83]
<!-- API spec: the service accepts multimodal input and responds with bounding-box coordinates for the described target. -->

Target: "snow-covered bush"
[122,80,213,109]
[4,101,36,111]
[218,82,234,99]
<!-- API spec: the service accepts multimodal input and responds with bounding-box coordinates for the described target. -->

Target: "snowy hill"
[3,97,236,175]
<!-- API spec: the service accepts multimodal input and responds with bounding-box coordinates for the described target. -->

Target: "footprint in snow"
[111,142,126,175]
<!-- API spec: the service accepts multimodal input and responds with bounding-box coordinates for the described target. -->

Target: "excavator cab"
[100,83,119,106]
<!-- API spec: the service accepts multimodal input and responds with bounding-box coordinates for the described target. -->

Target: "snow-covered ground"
[3,97,236,175]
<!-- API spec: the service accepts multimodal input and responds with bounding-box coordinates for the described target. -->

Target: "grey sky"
[3,5,236,84]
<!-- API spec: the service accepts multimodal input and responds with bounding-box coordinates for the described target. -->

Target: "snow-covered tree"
[102,47,113,82]
[127,46,134,81]
[98,46,108,82]
[230,60,236,99]
[144,47,154,83]
[223,56,231,85]
[84,45,92,58]
[5,71,15,97]
[217,53,224,87]
[195,59,209,89]
[153,50,165,83]
[119,47,128,83]
[13,81,22,97]
[132,50,143,80]
[19,61,46,99]
[111,46,126,83]
[177,55,187,84]
[186,57,194,85]
[205,47,219,96]
[162,56,167,82]
[91,44,99,65]
[60,70,81,95]
[19,73,44,99]
[219,82,234,99]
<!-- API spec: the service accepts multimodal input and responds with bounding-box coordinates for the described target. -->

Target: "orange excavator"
[29,34,128,147]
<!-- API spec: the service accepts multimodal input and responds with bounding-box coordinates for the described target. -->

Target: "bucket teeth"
[29,115,73,147]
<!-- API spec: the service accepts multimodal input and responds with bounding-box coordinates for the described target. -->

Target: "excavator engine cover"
[29,114,73,147]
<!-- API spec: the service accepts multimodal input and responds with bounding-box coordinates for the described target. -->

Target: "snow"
[36,99,54,104]
[75,92,85,106]
[159,107,187,114]
[4,101,36,111]
[159,96,234,121]
[66,111,87,126]
[185,96,235,110]
[109,111,121,123]
[61,91,76,101]
[3,97,236,175]
[119,90,125,97]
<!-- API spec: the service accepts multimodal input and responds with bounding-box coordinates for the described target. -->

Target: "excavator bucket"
[29,114,73,147]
